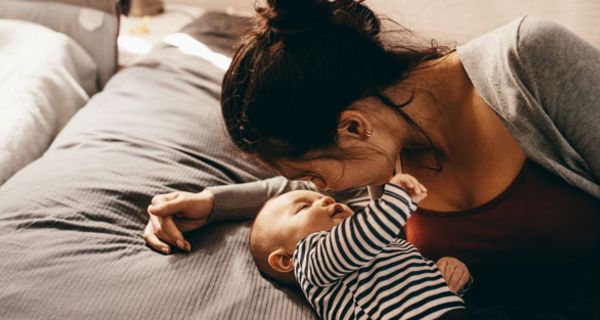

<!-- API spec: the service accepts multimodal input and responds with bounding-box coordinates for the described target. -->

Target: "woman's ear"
[268,248,294,273]
[337,110,372,141]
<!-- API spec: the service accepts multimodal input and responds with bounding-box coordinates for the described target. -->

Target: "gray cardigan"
[208,16,600,222]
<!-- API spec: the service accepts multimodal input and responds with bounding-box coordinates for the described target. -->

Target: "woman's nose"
[319,196,335,207]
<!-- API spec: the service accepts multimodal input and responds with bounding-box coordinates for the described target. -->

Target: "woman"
[144,0,600,318]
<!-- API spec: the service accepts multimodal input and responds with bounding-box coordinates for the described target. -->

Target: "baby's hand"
[436,256,472,294]
[389,173,427,203]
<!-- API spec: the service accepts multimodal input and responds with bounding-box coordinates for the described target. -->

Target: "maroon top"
[405,160,600,317]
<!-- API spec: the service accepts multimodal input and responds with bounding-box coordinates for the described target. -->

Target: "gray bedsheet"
[0,13,316,320]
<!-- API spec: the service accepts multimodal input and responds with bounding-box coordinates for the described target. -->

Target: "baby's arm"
[296,182,417,287]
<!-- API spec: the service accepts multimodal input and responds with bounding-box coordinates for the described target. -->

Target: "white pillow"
[0,19,98,185]
[0,0,120,88]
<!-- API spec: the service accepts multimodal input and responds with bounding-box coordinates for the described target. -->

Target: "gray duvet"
[0,13,316,320]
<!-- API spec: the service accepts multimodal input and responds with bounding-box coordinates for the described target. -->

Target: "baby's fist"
[436,257,472,294]
[389,173,427,203]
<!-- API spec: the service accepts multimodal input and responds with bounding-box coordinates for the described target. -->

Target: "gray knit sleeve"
[206,177,317,222]
[206,177,368,223]
[515,16,600,185]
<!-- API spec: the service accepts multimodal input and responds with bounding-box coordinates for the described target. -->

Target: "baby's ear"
[268,248,294,273]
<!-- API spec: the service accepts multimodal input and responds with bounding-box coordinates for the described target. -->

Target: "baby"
[251,173,472,320]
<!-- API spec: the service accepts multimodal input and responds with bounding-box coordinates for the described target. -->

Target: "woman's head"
[222,0,448,190]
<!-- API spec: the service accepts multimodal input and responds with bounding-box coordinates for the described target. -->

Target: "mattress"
[0,13,317,320]
[0,19,98,185]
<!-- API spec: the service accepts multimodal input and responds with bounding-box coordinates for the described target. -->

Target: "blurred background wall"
[163,0,600,46]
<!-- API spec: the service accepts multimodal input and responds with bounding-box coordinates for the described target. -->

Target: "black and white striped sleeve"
[297,183,417,287]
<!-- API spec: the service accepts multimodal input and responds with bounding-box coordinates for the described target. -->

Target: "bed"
[0,12,318,320]
[1,2,598,319]
[0,0,123,185]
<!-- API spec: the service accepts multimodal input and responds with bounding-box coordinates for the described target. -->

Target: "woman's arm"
[206,177,316,222]
[207,177,368,223]
[516,17,600,187]
[143,177,315,253]
[144,176,367,253]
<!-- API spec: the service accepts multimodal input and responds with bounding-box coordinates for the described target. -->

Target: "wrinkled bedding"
[0,19,98,185]
[0,13,317,320]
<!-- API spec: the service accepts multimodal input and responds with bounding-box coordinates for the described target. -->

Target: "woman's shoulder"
[515,16,584,63]
[516,16,576,44]
[457,15,575,58]
[456,15,587,108]
[458,16,590,76]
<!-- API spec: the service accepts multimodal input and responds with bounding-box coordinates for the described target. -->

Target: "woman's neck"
[384,52,475,162]
[386,52,528,211]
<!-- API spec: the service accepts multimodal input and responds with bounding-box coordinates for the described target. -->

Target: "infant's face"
[261,190,354,249]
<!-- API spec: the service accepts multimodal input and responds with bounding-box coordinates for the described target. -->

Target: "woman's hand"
[436,256,472,293]
[389,173,428,203]
[143,189,215,254]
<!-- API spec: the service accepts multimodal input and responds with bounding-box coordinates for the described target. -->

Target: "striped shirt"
[293,183,466,320]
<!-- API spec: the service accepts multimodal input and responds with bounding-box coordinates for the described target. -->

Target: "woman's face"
[275,98,410,192]
[277,152,397,192]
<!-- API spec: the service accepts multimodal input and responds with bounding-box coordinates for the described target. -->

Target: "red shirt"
[405,160,600,317]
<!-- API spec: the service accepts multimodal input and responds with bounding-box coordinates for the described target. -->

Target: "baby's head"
[250,190,353,284]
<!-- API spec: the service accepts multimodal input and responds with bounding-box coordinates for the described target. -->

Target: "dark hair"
[222,0,449,168]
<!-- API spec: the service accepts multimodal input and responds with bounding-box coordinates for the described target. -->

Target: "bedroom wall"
[163,0,600,46]
[164,0,252,12]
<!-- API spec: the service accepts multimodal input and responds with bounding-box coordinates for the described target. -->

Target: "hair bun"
[256,0,379,38]
[258,0,331,35]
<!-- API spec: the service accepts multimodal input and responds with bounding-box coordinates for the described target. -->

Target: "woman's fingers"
[163,217,191,252]
[149,214,175,243]
[148,205,191,252]
[151,192,179,207]
[174,217,208,233]
[143,222,171,254]
[149,199,189,218]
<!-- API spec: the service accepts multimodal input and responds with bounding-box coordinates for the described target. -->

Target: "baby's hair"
[249,198,295,285]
